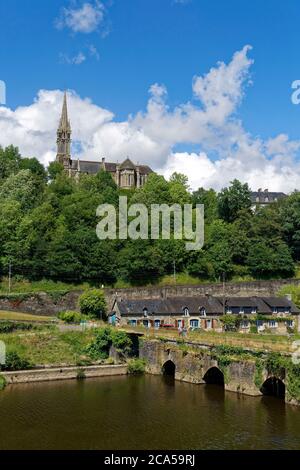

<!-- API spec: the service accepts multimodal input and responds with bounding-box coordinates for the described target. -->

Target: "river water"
[0,375,299,450]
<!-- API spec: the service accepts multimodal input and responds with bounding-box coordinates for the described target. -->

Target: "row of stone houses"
[110,295,300,334]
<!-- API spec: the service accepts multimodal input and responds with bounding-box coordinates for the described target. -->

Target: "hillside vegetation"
[1,145,300,288]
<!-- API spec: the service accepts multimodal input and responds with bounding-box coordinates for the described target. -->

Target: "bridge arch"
[203,366,224,386]
[162,360,176,377]
[260,377,285,399]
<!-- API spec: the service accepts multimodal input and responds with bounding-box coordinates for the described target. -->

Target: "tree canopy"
[0,145,297,285]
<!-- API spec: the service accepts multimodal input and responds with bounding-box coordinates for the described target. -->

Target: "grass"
[1,271,299,293]
[0,326,97,367]
[0,310,55,322]
[0,278,90,295]
[122,325,299,354]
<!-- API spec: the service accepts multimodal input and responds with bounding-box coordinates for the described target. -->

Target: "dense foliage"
[85,327,133,360]
[79,289,107,319]
[0,145,298,286]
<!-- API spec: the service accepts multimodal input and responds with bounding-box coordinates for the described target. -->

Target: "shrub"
[85,327,133,360]
[0,321,34,333]
[220,315,240,331]
[0,374,6,390]
[265,353,286,377]
[58,311,83,324]
[85,327,112,360]
[250,325,258,334]
[79,289,107,319]
[254,359,264,388]
[110,330,132,355]
[127,358,146,375]
[0,351,32,371]
[76,369,86,380]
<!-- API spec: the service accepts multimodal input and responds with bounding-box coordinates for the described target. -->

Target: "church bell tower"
[56,91,72,170]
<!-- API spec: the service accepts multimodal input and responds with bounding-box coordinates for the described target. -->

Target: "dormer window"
[272,307,277,314]
[183,307,189,317]
[199,307,206,317]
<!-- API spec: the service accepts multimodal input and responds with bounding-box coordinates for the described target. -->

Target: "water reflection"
[0,375,299,450]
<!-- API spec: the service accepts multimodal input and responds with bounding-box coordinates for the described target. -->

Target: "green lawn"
[0,327,97,366]
[0,310,56,322]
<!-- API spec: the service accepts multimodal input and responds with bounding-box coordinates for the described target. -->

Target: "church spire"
[59,91,71,131]
[56,91,72,168]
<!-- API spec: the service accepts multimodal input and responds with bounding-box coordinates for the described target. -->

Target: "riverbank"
[2,364,127,384]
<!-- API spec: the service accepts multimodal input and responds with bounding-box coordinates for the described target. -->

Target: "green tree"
[19,157,47,181]
[279,191,300,260]
[217,179,251,222]
[192,188,218,223]
[0,145,21,180]
[79,289,107,319]
[0,169,43,210]
[47,161,64,181]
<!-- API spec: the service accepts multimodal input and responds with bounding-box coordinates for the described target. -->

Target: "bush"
[0,351,32,371]
[127,358,146,375]
[76,369,86,380]
[79,289,107,319]
[220,315,240,331]
[0,374,6,390]
[85,327,112,360]
[265,353,286,377]
[0,321,34,333]
[85,327,133,360]
[58,311,83,324]
[110,329,132,355]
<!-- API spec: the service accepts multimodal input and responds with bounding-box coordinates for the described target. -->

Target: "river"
[0,375,299,450]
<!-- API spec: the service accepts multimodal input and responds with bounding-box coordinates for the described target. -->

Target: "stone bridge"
[139,339,292,404]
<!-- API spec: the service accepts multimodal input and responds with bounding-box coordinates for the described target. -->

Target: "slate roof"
[119,158,136,170]
[114,295,300,316]
[70,158,153,175]
[115,296,224,317]
[138,165,153,175]
[71,160,101,174]
[250,191,287,204]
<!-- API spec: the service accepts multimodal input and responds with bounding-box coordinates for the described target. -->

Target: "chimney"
[285,293,292,302]
[102,157,105,163]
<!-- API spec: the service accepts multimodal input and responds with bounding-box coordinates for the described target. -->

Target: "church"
[56,92,153,189]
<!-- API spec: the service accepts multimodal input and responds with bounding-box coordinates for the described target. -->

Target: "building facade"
[250,189,287,209]
[110,295,300,334]
[56,92,153,188]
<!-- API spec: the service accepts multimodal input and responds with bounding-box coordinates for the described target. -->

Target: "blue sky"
[0,0,300,191]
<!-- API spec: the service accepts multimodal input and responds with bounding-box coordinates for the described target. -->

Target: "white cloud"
[59,51,86,65]
[1,46,300,192]
[88,44,100,60]
[56,1,105,34]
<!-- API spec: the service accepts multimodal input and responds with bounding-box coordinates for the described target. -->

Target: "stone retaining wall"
[0,278,299,316]
[2,364,127,384]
